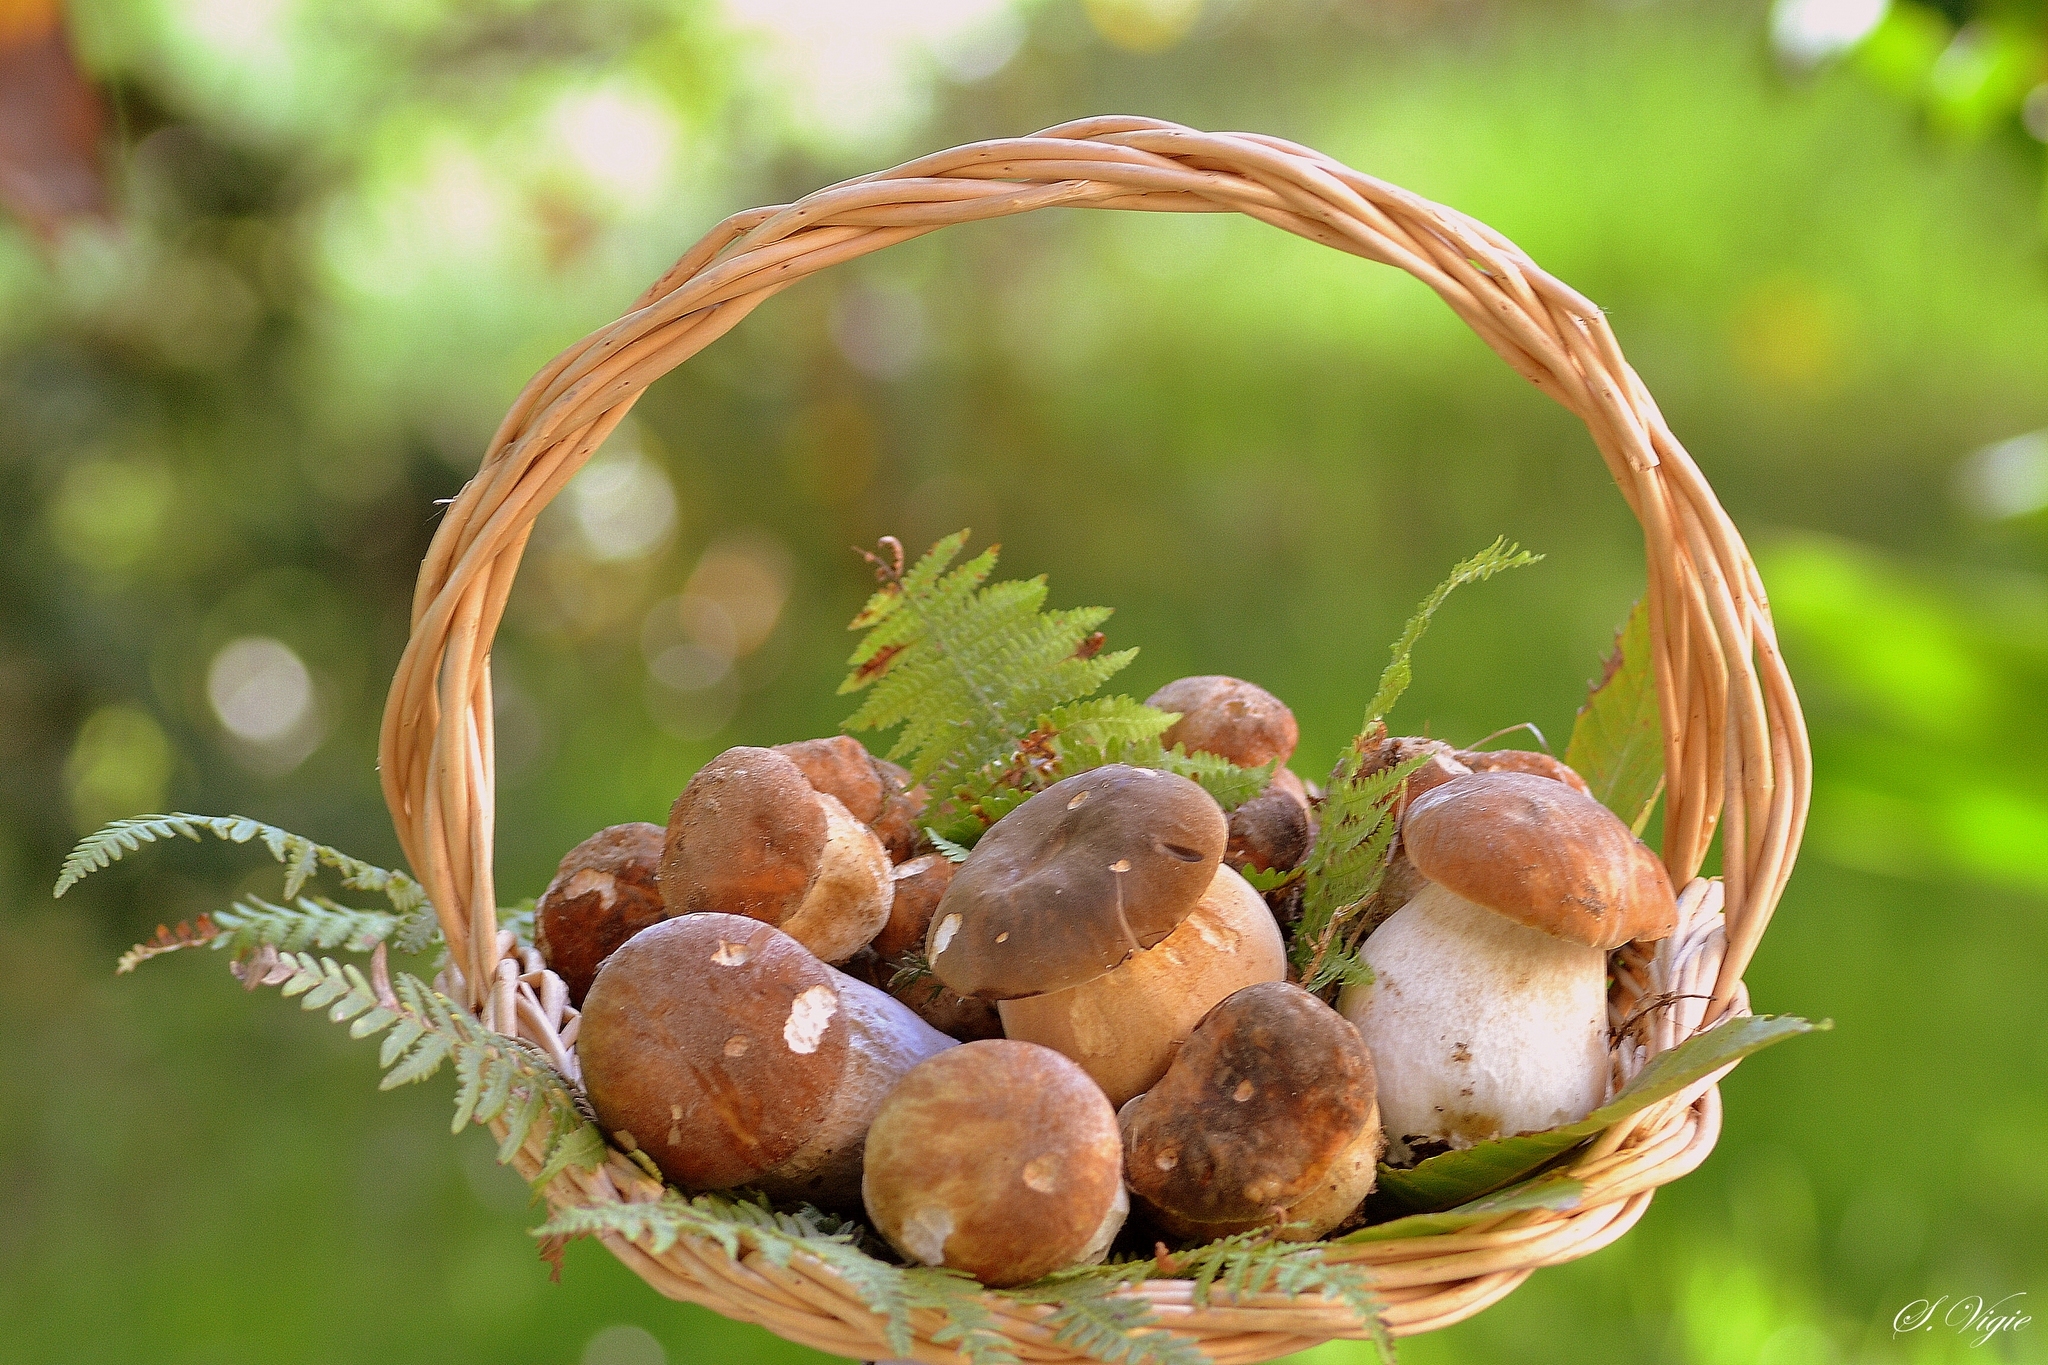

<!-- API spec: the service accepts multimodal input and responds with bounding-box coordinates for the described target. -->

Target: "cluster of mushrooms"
[539,678,1679,1285]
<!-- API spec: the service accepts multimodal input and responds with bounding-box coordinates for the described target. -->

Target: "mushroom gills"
[1340,881,1609,1149]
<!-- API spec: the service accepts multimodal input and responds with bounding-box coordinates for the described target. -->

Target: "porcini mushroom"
[926,764,1226,1001]
[1453,746,1593,798]
[868,854,1000,1040]
[1338,771,1677,1150]
[577,914,953,1211]
[997,863,1285,1107]
[1223,767,1312,878]
[1122,982,1382,1242]
[1147,675,1298,768]
[662,746,894,963]
[773,736,925,861]
[863,1039,1126,1287]
[534,822,669,1006]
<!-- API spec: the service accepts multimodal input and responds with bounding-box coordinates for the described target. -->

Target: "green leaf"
[1564,598,1666,834]
[1374,1014,1828,1212]
[1238,864,1302,894]
[1341,1176,1585,1243]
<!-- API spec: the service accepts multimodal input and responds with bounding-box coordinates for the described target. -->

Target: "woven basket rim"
[376,115,1811,1362]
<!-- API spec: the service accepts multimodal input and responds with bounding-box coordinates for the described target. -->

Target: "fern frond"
[1025,1278,1208,1365]
[1048,699,1272,813]
[904,1269,1023,1365]
[1171,1235,1393,1363]
[115,917,220,974]
[1361,538,1541,731]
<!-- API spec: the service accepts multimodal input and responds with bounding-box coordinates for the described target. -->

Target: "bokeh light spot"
[64,705,173,832]
[830,282,926,380]
[1955,430,2048,520]
[207,636,313,743]
[580,1324,665,1365]
[547,87,679,212]
[1770,0,1888,65]
[570,444,679,563]
[1086,0,1203,53]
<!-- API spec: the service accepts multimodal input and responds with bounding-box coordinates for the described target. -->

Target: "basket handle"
[379,115,1810,1016]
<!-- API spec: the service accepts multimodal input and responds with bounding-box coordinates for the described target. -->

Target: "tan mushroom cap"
[1455,747,1594,798]
[663,746,894,963]
[862,1039,1127,1287]
[534,822,670,1006]
[1148,675,1299,768]
[1402,771,1677,951]
[1122,982,1381,1242]
[926,765,1227,1001]
[577,914,953,1210]
[775,736,891,823]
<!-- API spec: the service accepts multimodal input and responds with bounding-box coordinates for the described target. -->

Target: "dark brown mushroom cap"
[926,765,1227,1001]
[1148,676,1299,768]
[577,914,846,1191]
[1402,771,1677,950]
[1455,747,1594,798]
[775,736,891,824]
[1123,982,1377,1230]
[1224,778,1311,875]
[534,822,669,1006]
[661,747,827,922]
[863,1040,1125,1286]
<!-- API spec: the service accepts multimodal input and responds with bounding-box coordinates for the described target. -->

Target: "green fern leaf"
[1360,538,1542,731]
[903,1269,1023,1365]
[1029,1281,1208,1365]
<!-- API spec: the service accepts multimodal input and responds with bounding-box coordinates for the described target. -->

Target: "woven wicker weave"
[376,116,1811,1361]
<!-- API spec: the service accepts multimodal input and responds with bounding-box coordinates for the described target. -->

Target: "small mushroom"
[1121,982,1382,1242]
[1147,675,1298,768]
[533,822,670,1006]
[1453,747,1593,798]
[771,737,926,862]
[926,764,1226,1001]
[662,746,894,963]
[997,864,1285,1107]
[863,1039,1126,1287]
[577,914,953,1211]
[1338,771,1677,1149]
[1224,767,1312,877]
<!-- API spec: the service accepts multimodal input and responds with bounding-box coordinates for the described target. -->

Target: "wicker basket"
[376,116,1810,1362]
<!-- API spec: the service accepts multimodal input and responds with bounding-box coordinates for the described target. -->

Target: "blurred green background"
[4,0,2046,1361]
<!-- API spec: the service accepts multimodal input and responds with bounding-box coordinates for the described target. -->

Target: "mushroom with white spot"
[534,822,670,1006]
[1121,982,1382,1241]
[577,914,953,1211]
[1338,770,1678,1152]
[862,1039,1126,1286]
[661,746,895,963]
[1147,675,1299,768]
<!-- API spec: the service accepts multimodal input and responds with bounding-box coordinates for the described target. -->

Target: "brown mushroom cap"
[873,854,955,961]
[662,747,826,923]
[1122,982,1381,1242]
[926,765,1227,1001]
[578,914,952,1210]
[534,822,669,1006]
[862,1040,1126,1287]
[774,736,891,822]
[663,746,893,963]
[1402,771,1677,950]
[1224,775,1311,876]
[1148,676,1299,768]
[1454,747,1594,798]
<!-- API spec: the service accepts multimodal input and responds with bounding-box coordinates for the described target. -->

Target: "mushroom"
[661,746,894,963]
[533,822,669,1006]
[863,1039,1126,1287]
[1337,771,1678,1150]
[1453,747,1593,798]
[1224,766,1312,878]
[1121,982,1382,1242]
[1340,736,1472,937]
[577,913,953,1211]
[773,736,926,861]
[926,764,1227,1001]
[1147,675,1298,768]
[997,863,1285,1107]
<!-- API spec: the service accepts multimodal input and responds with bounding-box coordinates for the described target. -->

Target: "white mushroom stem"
[1337,881,1609,1148]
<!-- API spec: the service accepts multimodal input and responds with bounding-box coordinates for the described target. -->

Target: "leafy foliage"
[57,813,437,952]
[1341,1176,1585,1244]
[117,896,401,974]
[1294,539,1543,992]
[238,948,604,1184]
[1564,597,1666,835]
[840,534,1268,846]
[1012,1272,1211,1365]
[1374,1013,1828,1212]
[1172,1234,1393,1363]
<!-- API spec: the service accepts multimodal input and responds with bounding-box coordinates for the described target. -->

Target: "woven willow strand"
[379,117,1808,1357]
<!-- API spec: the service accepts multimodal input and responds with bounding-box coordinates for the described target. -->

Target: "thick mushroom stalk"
[1342,880,1607,1146]
[1339,771,1677,1151]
